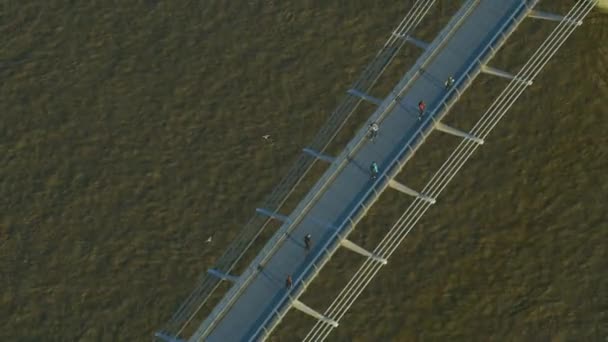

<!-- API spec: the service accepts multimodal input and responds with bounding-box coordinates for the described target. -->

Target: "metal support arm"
[528,10,582,26]
[388,179,436,204]
[255,208,290,222]
[392,32,429,49]
[481,65,533,85]
[292,299,339,327]
[435,122,484,145]
[207,269,239,282]
[302,148,336,163]
[404,35,429,49]
[347,89,383,106]
[340,239,387,265]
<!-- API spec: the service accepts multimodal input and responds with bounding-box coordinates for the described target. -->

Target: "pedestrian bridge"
[155,0,597,341]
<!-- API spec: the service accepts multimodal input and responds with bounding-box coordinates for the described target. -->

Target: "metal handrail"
[159,0,439,339]
[185,2,443,339]
[305,1,532,339]
[305,0,533,339]
[248,0,485,339]
[306,1,596,340]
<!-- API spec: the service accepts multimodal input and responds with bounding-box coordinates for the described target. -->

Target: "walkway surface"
[194,1,533,341]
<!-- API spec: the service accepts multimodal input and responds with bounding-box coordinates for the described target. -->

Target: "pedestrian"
[370,161,379,180]
[368,122,379,141]
[418,100,426,121]
[304,234,312,251]
[444,75,455,89]
[286,275,292,289]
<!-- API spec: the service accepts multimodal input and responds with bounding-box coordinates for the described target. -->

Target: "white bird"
[262,135,271,140]
[205,236,213,243]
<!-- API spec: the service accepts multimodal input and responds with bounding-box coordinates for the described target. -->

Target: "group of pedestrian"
[285,75,458,290]
[369,75,455,130]
[285,233,313,290]
[420,75,455,117]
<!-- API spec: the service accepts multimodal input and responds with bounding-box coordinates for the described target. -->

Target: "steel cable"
[305,1,596,340]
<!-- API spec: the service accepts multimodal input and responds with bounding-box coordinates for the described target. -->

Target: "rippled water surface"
[1,1,606,340]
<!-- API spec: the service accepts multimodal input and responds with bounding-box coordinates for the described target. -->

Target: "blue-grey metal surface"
[191,0,545,341]
[156,2,437,338]
[305,0,598,339]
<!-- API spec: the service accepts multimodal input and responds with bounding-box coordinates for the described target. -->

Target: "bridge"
[155,0,598,341]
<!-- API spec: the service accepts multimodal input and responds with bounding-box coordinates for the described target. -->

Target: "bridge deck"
[196,1,530,341]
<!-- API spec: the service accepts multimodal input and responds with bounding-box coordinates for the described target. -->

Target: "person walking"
[370,161,379,180]
[444,75,455,89]
[368,122,379,141]
[418,100,426,121]
[285,275,292,289]
[304,234,312,251]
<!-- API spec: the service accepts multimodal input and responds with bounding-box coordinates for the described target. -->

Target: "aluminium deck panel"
[200,1,527,341]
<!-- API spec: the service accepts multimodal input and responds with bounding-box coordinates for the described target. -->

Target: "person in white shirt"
[368,122,379,141]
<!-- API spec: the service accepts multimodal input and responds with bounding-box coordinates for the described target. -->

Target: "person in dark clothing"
[286,275,292,289]
[304,234,312,251]
[444,75,455,89]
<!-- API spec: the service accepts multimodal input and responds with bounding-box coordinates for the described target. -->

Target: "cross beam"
[347,89,383,106]
[207,269,239,282]
[340,239,387,265]
[388,179,436,204]
[255,208,290,222]
[392,32,429,49]
[404,35,429,49]
[303,148,336,163]
[481,65,533,85]
[292,299,339,327]
[528,9,582,26]
[435,122,484,145]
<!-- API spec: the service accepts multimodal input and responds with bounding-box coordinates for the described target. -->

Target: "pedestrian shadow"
[346,154,370,176]
[419,67,448,89]
[393,93,418,115]
[257,266,283,290]
[283,231,307,250]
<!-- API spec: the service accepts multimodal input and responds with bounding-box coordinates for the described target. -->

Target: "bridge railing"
[157,0,439,339]
[191,1,486,339]
[305,1,597,340]
[247,0,487,339]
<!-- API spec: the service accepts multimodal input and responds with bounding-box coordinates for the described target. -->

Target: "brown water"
[1,1,606,341]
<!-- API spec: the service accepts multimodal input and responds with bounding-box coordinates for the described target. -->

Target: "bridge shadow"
[283,231,306,249]
[419,67,449,89]
[345,154,368,175]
